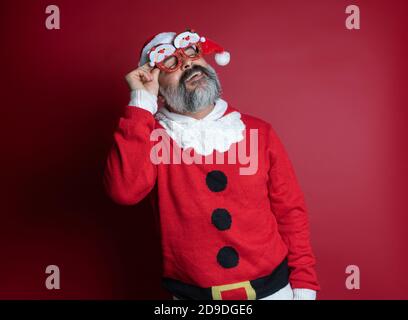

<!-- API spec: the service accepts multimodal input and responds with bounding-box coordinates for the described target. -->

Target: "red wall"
[1,0,407,299]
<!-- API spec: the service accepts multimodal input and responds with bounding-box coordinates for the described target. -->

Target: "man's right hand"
[125,62,160,97]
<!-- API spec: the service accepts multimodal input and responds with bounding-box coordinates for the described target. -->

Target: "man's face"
[157,55,222,114]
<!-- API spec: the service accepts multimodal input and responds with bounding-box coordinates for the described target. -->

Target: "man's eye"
[184,45,199,57]
[163,56,177,68]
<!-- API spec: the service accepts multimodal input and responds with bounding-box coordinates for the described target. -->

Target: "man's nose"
[180,57,193,71]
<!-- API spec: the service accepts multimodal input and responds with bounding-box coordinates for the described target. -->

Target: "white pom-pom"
[200,36,206,42]
[214,51,230,66]
[149,61,155,67]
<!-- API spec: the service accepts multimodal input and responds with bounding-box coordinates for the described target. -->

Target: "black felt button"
[217,246,239,268]
[211,209,232,231]
[206,170,227,192]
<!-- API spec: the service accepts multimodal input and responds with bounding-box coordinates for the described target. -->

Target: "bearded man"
[103,29,320,300]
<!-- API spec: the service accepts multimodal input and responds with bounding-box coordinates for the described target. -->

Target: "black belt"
[162,257,289,300]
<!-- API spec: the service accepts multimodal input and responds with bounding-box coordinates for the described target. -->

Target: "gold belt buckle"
[211,280,256,300]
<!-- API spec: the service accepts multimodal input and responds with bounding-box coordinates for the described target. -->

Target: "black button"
[206,170,227,192]
[217,246,239,268]
[211,208,232,231]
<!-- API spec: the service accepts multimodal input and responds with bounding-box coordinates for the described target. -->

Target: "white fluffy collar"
[154,98,245,156]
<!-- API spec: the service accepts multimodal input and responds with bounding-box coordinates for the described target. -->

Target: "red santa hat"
[138,29,230,67]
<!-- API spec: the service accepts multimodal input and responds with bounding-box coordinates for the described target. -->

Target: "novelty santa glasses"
[147,30,205,73]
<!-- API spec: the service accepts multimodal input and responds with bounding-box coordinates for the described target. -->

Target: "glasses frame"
[149,41,203,73]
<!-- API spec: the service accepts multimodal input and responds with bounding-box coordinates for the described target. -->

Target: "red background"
[1,0,407,299]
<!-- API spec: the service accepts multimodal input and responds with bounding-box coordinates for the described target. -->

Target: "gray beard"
[159,64,222,113]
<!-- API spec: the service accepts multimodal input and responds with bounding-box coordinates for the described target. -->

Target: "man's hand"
[125,62,160,97]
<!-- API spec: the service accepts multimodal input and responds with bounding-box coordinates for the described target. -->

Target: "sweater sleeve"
[266,125,320,293]
[103,101,158,205]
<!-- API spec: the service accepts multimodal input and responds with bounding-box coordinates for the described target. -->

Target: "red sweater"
[103,102,320,295]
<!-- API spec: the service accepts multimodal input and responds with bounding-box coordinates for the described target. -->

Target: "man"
[103,29,320,300]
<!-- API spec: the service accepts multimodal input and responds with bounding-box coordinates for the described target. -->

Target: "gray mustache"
[181,66,211,85]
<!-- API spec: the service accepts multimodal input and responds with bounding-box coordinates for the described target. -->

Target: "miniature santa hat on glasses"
[138,29,231,67]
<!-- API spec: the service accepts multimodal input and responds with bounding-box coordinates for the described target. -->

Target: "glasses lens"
[183,45,200,58]
[162,55,179,70]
